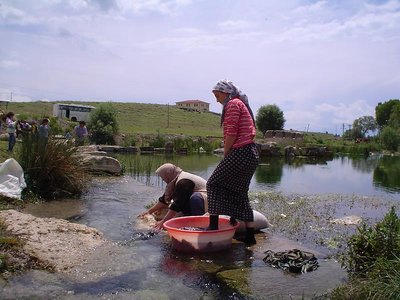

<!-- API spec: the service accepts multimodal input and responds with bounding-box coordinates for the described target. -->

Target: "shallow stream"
[1,176,348,300]
[2,153,400,299]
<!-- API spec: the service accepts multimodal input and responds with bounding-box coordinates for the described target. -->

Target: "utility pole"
[167,103,169,128]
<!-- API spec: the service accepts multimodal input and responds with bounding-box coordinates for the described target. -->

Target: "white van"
[53,103,95,122]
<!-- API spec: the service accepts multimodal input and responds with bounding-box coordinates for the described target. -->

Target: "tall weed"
[345,206,400,274]
[17,134,87,199]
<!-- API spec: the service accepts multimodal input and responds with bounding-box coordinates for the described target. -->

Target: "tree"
[256,104,285,134]
[87,103,119,145]
[352,116,377,138]
[375,99,400,128]
[388,105,400,129]
[380,126,400,152]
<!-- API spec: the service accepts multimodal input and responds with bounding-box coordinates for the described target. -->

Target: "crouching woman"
[138,163,207,230]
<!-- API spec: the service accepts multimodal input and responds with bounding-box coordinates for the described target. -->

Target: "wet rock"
[217,268,251,296]
[0,209,107,273]
[79,154,122,175]
[330,215,362,225]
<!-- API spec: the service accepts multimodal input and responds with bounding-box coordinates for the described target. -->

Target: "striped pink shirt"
[223,98,256,148]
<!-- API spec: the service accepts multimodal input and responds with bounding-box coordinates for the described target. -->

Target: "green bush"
[346,207,400,274]
[122,134,137,147]
[49,117,63,135]
[17,134,87,199]
[330,207,400,299]
[380,126,400,152]
[332,256,400,300]
[88,103,119,145]
[149,133,166,148]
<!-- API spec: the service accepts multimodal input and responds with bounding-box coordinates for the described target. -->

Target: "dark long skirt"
[207,143,259,221]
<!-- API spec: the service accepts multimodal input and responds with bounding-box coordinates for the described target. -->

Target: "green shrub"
[17,134,87,199]
[49,117,63,135]
[88,103,119,145]
[122,134,137,147]
[346,207,400,274]
[149,132,166,148]
[332,256,400,300]
[380,127,400,152]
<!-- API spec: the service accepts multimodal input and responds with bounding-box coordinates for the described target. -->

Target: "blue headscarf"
[212,80,255,127]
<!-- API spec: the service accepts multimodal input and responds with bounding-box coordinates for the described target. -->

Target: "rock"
[75,145,99,153]
[330,215,362,225]
[0,210,106,273]
[79,154,122,175]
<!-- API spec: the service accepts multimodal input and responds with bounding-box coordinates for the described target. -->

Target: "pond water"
[119,153,400,200]
[1,154,399,299]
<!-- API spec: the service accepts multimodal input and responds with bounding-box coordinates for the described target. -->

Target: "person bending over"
[138,163,207,230]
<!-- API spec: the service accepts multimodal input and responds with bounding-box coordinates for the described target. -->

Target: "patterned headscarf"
[155,163,182,202]
[212,80,255,126]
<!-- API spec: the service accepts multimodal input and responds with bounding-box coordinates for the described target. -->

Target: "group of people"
[139,80,260,245]
[3,112,89,152]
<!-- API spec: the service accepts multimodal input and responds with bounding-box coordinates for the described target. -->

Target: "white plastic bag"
[0,158,26,199]
[236,210,271,233]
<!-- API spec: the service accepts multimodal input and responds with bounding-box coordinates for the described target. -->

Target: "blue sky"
[0,0,399,134]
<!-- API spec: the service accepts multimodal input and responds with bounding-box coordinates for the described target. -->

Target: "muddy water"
[1,176,347,300]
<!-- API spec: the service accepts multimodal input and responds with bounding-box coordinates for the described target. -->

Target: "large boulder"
[0,209,106,273]
[79,154,122,175]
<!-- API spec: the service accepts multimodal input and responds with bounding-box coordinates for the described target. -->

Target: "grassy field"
[3,100,373,153]
[3,101,223,137]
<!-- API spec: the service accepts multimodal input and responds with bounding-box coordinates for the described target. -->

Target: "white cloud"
[0,0,399,134]
[218,20,257,31]
[0,60,21,69]
[0,3,38,25]
[117,0,192,15]
[315,100,375,126]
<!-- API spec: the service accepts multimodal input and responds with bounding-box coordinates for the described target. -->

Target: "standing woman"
[207,80,259,245]
[5,112,17,152]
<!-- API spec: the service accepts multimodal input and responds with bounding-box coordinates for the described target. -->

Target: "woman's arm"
[138,195,168,218]
[154,209,177,230]
[224,135,236,156]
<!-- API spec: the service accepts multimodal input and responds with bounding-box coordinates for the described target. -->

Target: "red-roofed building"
[176,100,210,112]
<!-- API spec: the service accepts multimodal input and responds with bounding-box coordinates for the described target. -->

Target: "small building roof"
[176,100,209,105]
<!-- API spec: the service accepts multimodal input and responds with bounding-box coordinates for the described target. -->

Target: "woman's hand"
[154,220,164,230]
[137,211,149,218]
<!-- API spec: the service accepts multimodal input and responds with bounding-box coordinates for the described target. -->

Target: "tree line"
[255,100,400,152]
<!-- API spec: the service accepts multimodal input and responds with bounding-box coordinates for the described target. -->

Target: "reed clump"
[17,133,87,200]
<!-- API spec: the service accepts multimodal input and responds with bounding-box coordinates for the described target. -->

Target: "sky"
[0,0,399,134]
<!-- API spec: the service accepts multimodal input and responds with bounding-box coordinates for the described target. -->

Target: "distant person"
[18,120,32,137]
[206,80,259,245]
[74,121,88,146]
[38,118,50,144]
[138,163,207,230]
[5,112,17,152]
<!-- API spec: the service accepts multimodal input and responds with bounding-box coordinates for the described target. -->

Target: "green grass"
[3,101,386,153]
[5,101,223,137]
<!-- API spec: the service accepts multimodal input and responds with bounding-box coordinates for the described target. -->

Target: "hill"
[4,101,223,137]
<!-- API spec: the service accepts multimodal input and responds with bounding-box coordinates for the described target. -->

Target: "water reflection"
[255,158,284,188]
[373,155,400,193]
[116,153,400,199]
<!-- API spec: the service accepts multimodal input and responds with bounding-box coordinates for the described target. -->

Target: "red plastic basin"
[163,216,239,253]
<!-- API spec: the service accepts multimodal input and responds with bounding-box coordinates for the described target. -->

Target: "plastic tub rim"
[163,215,240,233]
